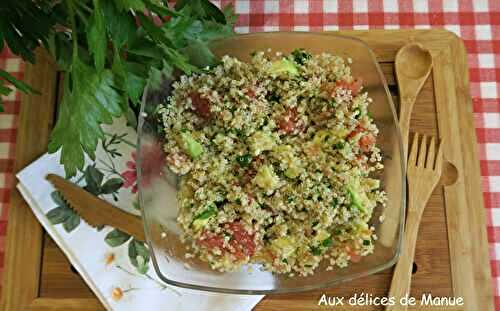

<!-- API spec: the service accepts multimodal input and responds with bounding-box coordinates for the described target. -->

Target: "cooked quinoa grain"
[159,50,387,276]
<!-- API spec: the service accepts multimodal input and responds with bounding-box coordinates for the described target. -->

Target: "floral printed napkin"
[16,117,263,310]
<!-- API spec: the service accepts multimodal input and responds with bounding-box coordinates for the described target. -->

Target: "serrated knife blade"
[46,174,145,241]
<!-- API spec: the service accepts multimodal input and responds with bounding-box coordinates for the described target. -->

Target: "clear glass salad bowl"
[137,32,405,294]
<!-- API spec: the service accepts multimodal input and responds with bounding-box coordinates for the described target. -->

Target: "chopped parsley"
[367,110,374,120]
[334,142,345,150]
[291,48,312,65]
[266,92,280,103]
[310,246,322,256]
[236,154,252,167]
[322,237,333,248]
[331,198,339,209]
[230,128,245,138]
[194,204,217,220]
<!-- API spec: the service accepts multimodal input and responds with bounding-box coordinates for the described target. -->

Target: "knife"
[46,174,146,241]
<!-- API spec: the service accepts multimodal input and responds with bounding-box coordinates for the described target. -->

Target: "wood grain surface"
[0,49,58,311]
[0,30,491,311]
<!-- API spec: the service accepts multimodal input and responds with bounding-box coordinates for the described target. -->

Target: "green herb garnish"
[194,204,217,220]
[266,91,280,103]
[236,154,252,167]
[230,128,245,138]
[334,142,345,150]
[322,237,333,248]
[291,48,311,65]
[331,198,339,209]
[367,110,374,119]
[310,246,322,256]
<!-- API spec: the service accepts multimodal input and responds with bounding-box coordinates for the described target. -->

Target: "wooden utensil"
[395,43,433,156]
[386,133,444,311]
[379,42,433,248]
[45,174,145,241]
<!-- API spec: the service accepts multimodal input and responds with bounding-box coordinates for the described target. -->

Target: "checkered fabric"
[0,47,23,294]
[0,0,498,307]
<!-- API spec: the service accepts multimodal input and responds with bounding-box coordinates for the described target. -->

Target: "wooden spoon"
[395,43,433,156]
[379,43,433,248]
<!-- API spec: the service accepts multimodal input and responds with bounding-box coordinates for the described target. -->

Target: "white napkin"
[16,117,263,311]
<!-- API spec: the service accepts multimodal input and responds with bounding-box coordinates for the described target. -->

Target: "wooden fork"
[386,133,444,311]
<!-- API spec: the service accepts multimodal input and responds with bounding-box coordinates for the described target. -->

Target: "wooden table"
[0,29,493,310]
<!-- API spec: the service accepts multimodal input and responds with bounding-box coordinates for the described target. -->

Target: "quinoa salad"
[159,49,387,276]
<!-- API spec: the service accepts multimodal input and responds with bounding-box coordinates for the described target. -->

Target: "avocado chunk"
[347,186,360,208]
[284,167,300,179]
[254,165,280,192]
[179,131,203,159]
[346,179,372,213]
[192,204,217,230]
[271,237,297,257]
[269,58,299,76]
[347,185,364,212]
[249,131,275,155]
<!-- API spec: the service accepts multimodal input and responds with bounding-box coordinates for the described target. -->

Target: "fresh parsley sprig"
[0,0,59,110]
[1,0,235,176]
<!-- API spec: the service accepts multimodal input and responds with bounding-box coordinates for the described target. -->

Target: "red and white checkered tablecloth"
[0,47,23,293]
[0,0,499,307]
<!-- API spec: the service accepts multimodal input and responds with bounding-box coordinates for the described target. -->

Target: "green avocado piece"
[180,131,203,159]
[192,204,217,230]
[347,184,366,213]
[269,58,299,76]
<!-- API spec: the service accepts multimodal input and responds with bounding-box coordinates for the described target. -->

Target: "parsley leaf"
[87,0,106,71]
[175,0,227,24]
[102,1,136,48]
[0,69,39,112]
[0,69,38,94]
[48,60,123,177]
[223,5,238,25]
[182,38,217,68]
[112,54,146,106]
[147,61,173,90]
[0,1,56,63]
[143,1,180,19]
[114,0,145,12]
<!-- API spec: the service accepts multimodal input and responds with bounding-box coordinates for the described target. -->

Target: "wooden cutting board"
[1,29,492,311]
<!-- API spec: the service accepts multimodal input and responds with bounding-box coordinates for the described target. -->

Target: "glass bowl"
[137,32,406,294]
